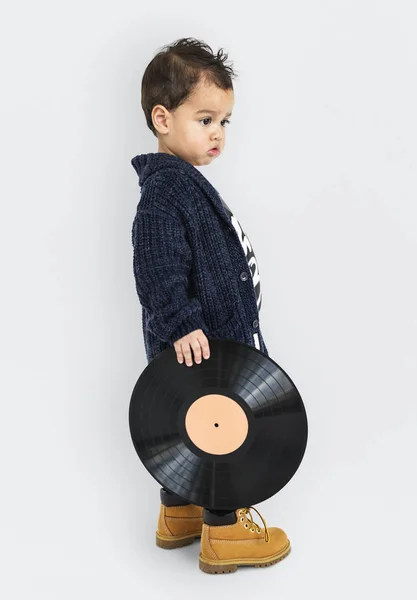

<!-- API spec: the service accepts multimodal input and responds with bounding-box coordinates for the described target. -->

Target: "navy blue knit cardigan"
[131,152,269,363]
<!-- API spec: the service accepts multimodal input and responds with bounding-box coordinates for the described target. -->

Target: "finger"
[173,342,184,364]
[191,339,202,364]
[175,349,184,364]
[200,338,210,359]
[181,343,193,367]
[196,334,210,359]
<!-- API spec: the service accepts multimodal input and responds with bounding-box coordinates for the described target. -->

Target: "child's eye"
[200,117,231,126]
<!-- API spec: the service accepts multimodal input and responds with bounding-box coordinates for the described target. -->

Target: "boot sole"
[156,531,202,549]
[198,539,291,574]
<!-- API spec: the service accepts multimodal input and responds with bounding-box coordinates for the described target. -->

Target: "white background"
[1,1,416,598]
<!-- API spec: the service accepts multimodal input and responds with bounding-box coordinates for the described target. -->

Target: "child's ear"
[152,104,170,135]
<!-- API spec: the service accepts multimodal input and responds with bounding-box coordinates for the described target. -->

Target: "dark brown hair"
[141,37,238,137]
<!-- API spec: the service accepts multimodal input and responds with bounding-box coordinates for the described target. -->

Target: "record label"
[185,394,249,455]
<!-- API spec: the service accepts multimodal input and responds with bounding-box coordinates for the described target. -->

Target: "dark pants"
[160,487,237,523]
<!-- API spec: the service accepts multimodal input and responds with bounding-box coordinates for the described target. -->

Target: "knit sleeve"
[132,207,209,345]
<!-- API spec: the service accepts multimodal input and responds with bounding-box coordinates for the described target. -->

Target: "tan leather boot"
[199,506,291,574]
[156,488,203,549]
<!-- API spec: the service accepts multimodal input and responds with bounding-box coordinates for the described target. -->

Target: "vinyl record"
[129,338,308,510]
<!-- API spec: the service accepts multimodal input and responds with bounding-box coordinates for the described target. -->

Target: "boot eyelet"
[240,517,244,522]
[250,527,255,532]
[257,529,261,534]
[244,523,249,528]
[238,510,243,515]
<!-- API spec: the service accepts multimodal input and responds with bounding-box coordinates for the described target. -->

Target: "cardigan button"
[240,271,248,281]
[252,319,259,329]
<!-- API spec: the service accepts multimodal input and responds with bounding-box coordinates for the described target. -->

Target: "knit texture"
[131,152,269,363]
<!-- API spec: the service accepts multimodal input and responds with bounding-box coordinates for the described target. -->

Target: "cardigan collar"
[131,152,232,230]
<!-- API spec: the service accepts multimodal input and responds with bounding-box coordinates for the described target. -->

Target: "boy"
[131,37,291,574]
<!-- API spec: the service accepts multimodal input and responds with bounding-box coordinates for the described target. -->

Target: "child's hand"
[173,329,210,366]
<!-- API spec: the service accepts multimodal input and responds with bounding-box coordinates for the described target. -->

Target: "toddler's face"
[153,79,234,166]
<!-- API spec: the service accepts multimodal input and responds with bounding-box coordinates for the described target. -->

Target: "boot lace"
[238,507,270,543]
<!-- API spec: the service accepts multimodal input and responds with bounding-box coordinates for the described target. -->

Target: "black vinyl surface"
[129,338,308,510]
